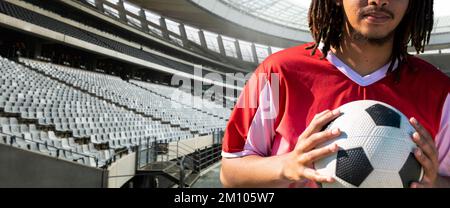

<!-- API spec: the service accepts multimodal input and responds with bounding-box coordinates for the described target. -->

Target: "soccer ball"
[315,100,423,188]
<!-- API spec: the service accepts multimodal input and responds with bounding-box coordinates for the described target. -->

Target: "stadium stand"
[21,58,229,135]
[1,55,223,168]
[0,0,254,77]
[0,1,196,74]
[0,1,234,183]
[1,56,109,167]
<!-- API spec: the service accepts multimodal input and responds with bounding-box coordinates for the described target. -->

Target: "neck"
[331,31,394,77]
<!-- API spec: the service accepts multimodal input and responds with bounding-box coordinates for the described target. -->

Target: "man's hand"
[409,117,439,188]
[281,109,342,184]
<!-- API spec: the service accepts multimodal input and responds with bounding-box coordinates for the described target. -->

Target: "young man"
[220,0,450,188]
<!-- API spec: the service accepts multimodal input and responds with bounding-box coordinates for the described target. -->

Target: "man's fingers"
[301,109,331,138]
[410,182,425,188]
[412,132,438,167]
[299,143,339,164]
[410,178,433,188]
[313,110,331,120]
[301,109,341,139]
[410,118,435,146]
[414,148,436,178]
[299,128,341,152]
[312,109,341,132]
[302,168,335,183]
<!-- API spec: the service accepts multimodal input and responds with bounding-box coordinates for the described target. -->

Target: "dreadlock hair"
[306,0,434,82]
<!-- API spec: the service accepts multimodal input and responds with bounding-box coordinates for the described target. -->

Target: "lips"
[363,12,391,24]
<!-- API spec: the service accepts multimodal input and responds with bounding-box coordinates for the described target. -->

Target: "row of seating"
[0,116,110,167]
[131,80,232,119]
[0,56,193,168]
[22,59,229,135]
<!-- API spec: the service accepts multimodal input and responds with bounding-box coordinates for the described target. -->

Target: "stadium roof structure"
[219,0,450,33]
[218,0,310,31]
[101,0,450,53]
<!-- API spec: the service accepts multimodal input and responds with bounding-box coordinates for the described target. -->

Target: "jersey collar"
[326,52,398,87]
[318,43,398,87]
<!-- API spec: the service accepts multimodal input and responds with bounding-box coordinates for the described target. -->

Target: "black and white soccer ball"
[315,100,423,188]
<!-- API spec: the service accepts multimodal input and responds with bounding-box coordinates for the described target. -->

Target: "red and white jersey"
[222,43,450,185]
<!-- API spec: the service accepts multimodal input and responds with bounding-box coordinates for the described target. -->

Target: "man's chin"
[351,31,394,46]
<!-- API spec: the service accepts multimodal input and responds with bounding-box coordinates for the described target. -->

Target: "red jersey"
[222,43,450,186]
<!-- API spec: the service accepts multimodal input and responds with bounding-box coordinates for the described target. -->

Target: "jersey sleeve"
[221,63,280,158]
[437,93,450,176]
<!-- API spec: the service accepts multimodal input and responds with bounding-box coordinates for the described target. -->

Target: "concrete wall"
[177,135,214,151]
[166,135,213,160]
[0,144,107,188]
[107,152,136,188]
